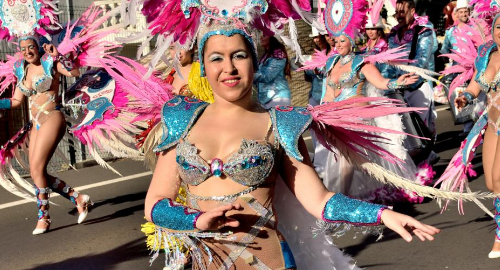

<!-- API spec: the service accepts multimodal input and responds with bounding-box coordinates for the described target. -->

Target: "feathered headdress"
[323,0,368,45]
[122,0,315,76]
[0,0,61,41]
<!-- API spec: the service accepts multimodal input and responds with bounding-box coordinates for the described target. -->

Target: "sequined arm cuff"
[151,198,203,232]
[0,99,11,109]
[322,193,388,226]
[56,54,75,72]
[386,79,404,90]
[460,92,475,105]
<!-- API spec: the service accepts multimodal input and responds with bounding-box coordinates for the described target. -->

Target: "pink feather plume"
[363,46,412,64]
[57,5,121,68]
[0,54,22,97]
[369,0,385,27]
[296,49,337,71]
[308,97,428,165]
[434,123,487,214]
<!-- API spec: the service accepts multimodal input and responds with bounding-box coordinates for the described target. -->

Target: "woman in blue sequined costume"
[143,21,441,270]
[452,13,500,258]
[319,33,435,204]
[0,37,92,234]
[255,36,292,109]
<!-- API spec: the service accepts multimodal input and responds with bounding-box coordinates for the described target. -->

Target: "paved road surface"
[0,105,497,270]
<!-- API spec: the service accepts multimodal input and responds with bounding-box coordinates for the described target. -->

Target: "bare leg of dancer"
[482,127,500,255]
[29,113,90,233]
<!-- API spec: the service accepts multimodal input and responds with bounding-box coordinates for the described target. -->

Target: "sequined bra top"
[14,54,54,97]
[475,41,500,93]
[175,121,276,187]
[19,74,53,96]
[477,72,500,92]
[326,55,366,102]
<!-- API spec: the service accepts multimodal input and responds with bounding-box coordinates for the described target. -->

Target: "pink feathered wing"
[0,54,21,97]
[57,4,121,69]
[307,97,427,166]
[296,49,337,72]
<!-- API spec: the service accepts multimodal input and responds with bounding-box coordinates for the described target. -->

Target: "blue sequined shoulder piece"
[475,40,497,81]
[13,59,25,85]
[41,54,54,78]
[325,55,340,73]
[351,55,366,73]
[270,106,313,162]
[154,96,209,153]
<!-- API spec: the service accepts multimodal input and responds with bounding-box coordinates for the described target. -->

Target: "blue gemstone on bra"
[210,158,223,177]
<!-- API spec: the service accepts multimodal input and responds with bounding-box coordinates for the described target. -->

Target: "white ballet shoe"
[77,194,93,224]
[488,251,500,259]
[32,219,51,235]
[488,239,500,259]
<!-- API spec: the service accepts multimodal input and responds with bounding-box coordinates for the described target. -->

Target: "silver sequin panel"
[175,139,275,187]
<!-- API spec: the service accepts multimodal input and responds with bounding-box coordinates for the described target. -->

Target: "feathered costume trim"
[0,5,155,196]
[307,97,486,202]
[0,54,21,96]
[434,112,495,217]
[439,19,491,97]
[121,0,315,75]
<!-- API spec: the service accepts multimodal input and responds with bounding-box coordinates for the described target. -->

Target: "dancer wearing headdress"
[114,0,500,269]
[299,0,436,204]
[0,1,92,234]
[0,3,172,234]
[435,0,500,259]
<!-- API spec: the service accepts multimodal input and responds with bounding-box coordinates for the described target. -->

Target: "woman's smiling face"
[203,34,255,102]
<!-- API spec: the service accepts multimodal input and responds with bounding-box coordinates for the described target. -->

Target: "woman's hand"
[43,44,59,58]
[195,203,243,231]
[454,95,468,110]
[381,209,440,242]
[397,73,419,86]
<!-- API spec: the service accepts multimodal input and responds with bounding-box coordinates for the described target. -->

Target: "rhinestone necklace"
[340,53,354,66]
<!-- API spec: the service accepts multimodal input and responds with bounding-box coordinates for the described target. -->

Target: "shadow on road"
[24,238,149,270]
[67,191,147,217]
[82,204,145,226]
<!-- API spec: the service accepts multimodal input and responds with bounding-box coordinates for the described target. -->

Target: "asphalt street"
[0,104,498,270]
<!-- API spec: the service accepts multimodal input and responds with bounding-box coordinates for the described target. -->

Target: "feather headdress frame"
[0,0,61,41]
[323,0,368,45]
[123,0,314,77]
